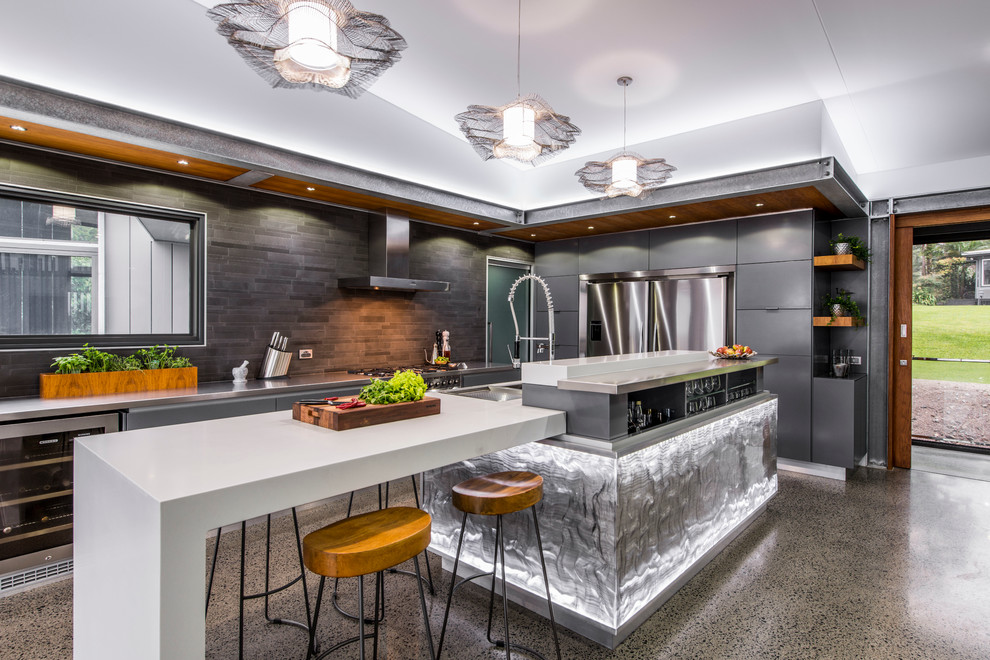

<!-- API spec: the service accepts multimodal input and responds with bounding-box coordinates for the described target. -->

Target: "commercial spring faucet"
[507,274,555,367]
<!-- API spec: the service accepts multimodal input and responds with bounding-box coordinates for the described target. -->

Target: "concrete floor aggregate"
[2,467,990,659]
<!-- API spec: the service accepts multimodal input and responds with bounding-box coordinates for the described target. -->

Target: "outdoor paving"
[912,378,990,448]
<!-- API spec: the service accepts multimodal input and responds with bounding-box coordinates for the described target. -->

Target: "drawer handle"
[765,306,779,311]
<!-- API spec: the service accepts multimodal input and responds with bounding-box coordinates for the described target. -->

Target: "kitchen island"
[423,351,778,648]
[72,393,564,660]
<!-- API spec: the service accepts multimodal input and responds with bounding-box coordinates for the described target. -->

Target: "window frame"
[982,258,990,288]
[0,183,206,351]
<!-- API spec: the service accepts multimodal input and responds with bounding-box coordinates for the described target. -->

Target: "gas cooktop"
[347,365,460,378]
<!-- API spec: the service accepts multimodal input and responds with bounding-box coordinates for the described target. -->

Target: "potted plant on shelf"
[41,344,196,398]
[820,288,866,326]
[830,233,872,263]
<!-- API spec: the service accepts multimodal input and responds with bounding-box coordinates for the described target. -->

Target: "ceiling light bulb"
[177,159,189,165]
[755,202,765,207]
[274,2,352,88]
[494,103,541,162]
[9,125,26,131]
[473,222,480,225]
[306,186,316,191]
[588,226,595,230]
[669,215,677,219]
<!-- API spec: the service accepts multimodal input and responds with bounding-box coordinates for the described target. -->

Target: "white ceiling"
[2,0,990,209]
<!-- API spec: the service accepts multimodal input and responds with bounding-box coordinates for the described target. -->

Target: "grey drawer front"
[737,211,813,264]
[534,310,578,347]
[648,219,737,270]
[736,261,812,309]
[125,397,277,429]
[736,309,811,356]
[764,355,812,461]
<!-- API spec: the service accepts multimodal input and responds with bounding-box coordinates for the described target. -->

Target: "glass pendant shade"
[501,104,536,147]
[274,2,351,87]
[208,0,405,99]
[610,156,640,191]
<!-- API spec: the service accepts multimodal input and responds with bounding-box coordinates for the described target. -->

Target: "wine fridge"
[0,413,118,585]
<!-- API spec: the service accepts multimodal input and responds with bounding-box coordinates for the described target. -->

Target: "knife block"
[258,346,291,379]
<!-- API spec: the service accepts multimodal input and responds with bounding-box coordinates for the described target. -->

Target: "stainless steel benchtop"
[554,356,779,395]
[0,364,518,423]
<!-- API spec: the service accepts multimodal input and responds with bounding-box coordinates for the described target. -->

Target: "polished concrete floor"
[3,467,990,659]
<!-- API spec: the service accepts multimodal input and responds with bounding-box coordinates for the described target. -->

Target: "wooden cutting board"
[292,396,441,431]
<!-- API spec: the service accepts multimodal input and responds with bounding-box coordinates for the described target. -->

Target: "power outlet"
[298,349,313,360]
[849,355,862,365]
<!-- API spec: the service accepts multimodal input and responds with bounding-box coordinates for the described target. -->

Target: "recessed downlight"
[588,226,595,230]
[530,233,536,237]
[473,221,480,226]
[306,186,316,191]
[177,159,189,165]
[755,202,764,207]
[9,125,26,132]
[669,215,676,219]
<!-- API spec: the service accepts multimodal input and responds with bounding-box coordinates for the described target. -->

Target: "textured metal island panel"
[422,444,620,628]
[614,399,777,626]
[522,384,626,440]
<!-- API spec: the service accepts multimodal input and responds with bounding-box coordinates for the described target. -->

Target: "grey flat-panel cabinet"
[736,261,813,310]
[812,375,867,468]
[535,310,579,348]
[764,355,813,461]
[535,275,579,312]
[736,309,812,356]
[737,211,814,264]
[648,219,737,270]
[535,239,580,277]
[579,233,649,275]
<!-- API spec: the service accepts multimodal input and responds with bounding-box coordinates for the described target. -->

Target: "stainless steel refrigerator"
[581,267,734,357]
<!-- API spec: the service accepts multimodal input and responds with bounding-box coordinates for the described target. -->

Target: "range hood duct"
[337,211,450,292]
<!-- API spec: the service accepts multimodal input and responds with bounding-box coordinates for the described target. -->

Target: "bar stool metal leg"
[201,509,310,660]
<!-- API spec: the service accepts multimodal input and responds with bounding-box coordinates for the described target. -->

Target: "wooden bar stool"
[332,476,435,623]
[436,471,561,660]
[304,506,436,660]
[205,508,312,660]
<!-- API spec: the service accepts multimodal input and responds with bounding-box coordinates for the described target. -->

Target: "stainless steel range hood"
[337,211,450,292]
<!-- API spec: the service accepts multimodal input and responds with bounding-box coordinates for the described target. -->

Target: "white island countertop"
[73,393,565,660]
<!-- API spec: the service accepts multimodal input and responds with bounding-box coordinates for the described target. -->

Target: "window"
[983,258,990,288]
[0,184,205,350]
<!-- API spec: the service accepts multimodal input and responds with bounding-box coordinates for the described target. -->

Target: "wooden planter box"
[39,367,198,399]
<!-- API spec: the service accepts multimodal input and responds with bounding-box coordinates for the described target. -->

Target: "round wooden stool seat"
[303,507,431,579]
[451,471,543,516]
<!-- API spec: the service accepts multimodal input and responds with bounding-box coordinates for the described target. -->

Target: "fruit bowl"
[710,345,756,360]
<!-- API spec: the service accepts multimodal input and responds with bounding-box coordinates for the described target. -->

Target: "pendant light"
[208,0,406,99]
[455,0,580,166]
[575,76,676,198]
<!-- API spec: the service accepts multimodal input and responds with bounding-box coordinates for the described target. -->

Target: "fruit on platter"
[711,344,756,358]
[434,356,449,364]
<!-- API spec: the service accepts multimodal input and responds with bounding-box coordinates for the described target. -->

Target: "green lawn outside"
[912,304,990,382]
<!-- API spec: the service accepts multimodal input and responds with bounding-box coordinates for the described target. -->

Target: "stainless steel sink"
[448,383,522,402]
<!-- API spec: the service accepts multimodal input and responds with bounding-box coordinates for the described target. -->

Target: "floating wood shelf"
[813,316,866,327]
[814,255,866,270]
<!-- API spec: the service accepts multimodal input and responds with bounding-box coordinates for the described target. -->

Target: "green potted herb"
[830,233,871,263]
[820,288,865,326]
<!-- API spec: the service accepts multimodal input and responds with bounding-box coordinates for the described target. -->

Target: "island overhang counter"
[72,393,565,660]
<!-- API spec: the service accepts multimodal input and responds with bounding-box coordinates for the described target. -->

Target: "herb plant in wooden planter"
[41,344,197,398]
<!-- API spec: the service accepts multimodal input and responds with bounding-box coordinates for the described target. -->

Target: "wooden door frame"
[888,206,990,468]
